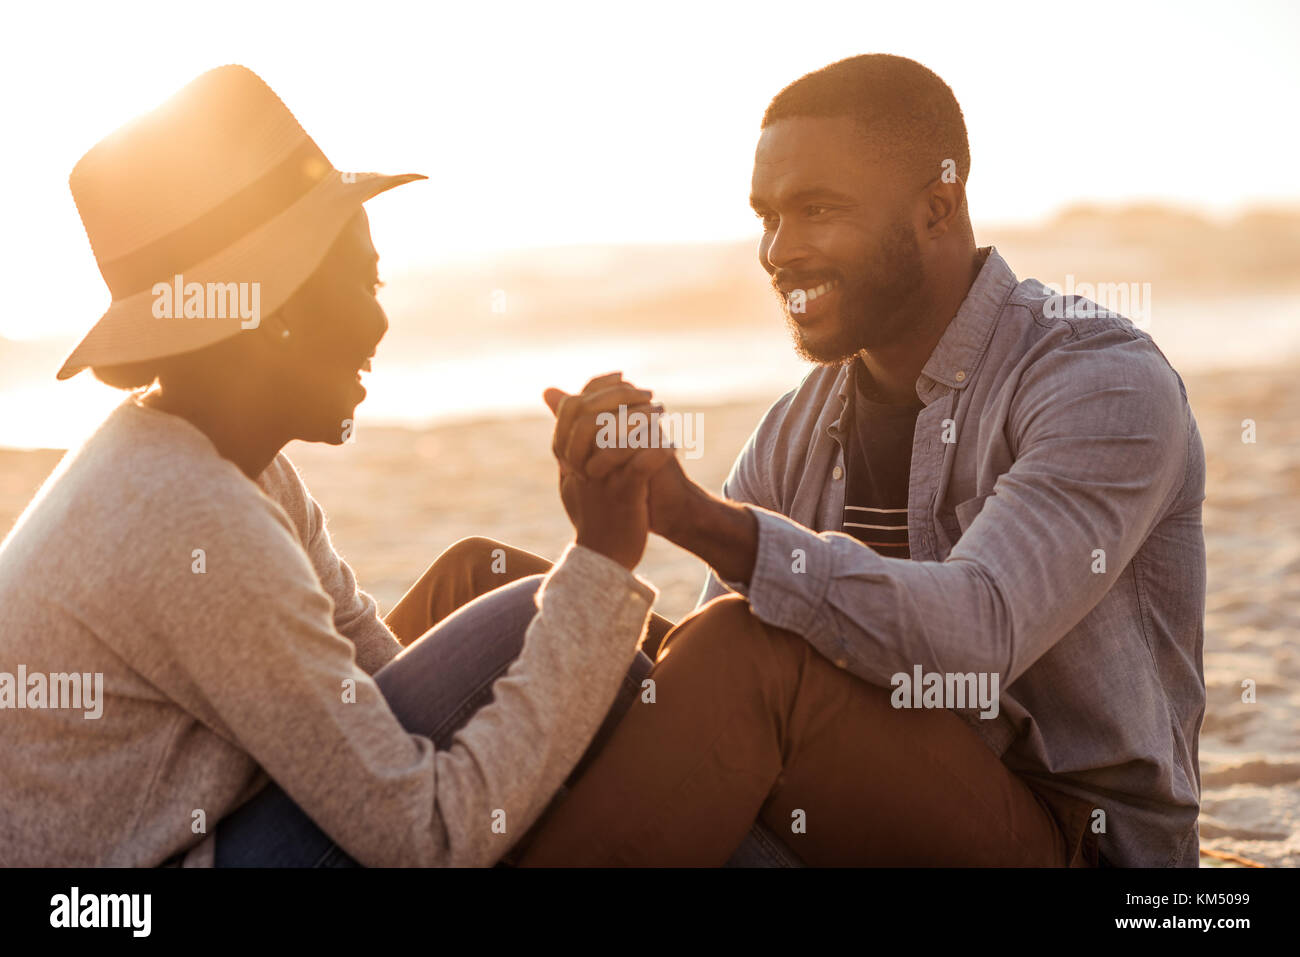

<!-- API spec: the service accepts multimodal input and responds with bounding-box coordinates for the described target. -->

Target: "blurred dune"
[5,202,1300,395]
[991,203,1300,294]
[375,202,1300,358]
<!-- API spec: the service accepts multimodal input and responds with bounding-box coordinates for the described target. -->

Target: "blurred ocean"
[2,291,1298,451]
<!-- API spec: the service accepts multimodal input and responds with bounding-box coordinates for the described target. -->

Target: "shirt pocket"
[954,491,994,535]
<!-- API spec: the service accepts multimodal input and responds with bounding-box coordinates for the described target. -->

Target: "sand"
[2,362,1296,867]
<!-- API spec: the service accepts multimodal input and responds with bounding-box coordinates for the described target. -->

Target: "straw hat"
[57,64,425,380]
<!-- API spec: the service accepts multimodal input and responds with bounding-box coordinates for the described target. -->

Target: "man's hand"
[544,373,699,538]
[546,373,759,584]
[644,453,697,540]
[544,373,676,571]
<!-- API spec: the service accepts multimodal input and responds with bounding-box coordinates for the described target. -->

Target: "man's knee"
[659,595,806,674]
[437,536,554,585]
[435,535,509,574]
[386,536,518,644]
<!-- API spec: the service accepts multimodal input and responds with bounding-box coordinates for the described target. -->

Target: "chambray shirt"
[700,247,1206,867]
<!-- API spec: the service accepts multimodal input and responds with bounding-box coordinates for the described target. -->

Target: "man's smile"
[780,276,842,325]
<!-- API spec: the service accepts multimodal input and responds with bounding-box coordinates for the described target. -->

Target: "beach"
[2,360,1296,867]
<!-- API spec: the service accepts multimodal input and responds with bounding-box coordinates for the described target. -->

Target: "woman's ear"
[254,305,296,344]
[234,307,296,374]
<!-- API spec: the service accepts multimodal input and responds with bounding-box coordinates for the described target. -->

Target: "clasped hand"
[543,372,692,570]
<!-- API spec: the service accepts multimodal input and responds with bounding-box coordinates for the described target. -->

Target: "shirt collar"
[918,244,1016,401]
[830,244,1017,428]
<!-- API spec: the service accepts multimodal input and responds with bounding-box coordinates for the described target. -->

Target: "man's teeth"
[804,280,839,301]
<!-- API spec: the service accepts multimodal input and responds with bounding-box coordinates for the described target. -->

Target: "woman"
[0,65,674,867]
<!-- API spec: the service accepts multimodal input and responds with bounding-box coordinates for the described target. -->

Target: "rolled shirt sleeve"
[729,337,1191,689]
[695,390,795,609]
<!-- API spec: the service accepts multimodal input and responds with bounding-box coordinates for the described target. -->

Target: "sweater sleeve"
[137,491,656,867]
[256,453,402,676]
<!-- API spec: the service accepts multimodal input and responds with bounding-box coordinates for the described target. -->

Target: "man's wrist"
[661,486,758,585]
[655,476,706,544]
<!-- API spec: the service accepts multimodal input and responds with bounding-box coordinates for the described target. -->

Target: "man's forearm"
[658,480,759,586]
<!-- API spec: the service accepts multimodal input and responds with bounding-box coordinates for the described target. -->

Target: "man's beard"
[782,219,925,365]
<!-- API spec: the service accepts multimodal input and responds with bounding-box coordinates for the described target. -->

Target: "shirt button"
[832,465,843,480]
[955,370,966,382]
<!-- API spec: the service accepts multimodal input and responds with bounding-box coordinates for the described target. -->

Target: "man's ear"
[924,176,966,236]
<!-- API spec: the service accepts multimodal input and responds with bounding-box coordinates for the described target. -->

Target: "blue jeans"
[212,575,802,866]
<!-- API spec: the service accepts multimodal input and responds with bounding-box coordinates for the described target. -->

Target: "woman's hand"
[543,373,676,571]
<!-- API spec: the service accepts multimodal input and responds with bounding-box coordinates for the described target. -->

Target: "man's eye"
[804,205,829,218]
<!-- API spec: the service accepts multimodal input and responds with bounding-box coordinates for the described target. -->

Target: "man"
[515,54,1206,866]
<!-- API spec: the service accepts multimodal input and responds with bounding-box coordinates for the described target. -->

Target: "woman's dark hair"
[90,333,243,391]
[92,359,166,391]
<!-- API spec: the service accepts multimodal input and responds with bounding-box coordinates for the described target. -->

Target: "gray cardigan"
[0,396,655,866]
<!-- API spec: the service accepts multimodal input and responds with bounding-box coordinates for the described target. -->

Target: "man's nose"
[761,222,808,275]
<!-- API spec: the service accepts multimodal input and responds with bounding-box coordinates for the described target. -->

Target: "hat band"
[97,139,332,300]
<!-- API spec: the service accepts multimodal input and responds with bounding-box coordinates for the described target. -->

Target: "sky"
[1,0,1297,342]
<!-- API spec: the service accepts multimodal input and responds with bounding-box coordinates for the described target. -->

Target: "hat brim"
[56,170,427,380]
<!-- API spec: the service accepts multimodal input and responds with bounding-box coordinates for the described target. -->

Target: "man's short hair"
[762,54,970,190]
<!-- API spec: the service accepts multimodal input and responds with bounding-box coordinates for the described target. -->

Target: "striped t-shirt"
[840,358,923,558]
